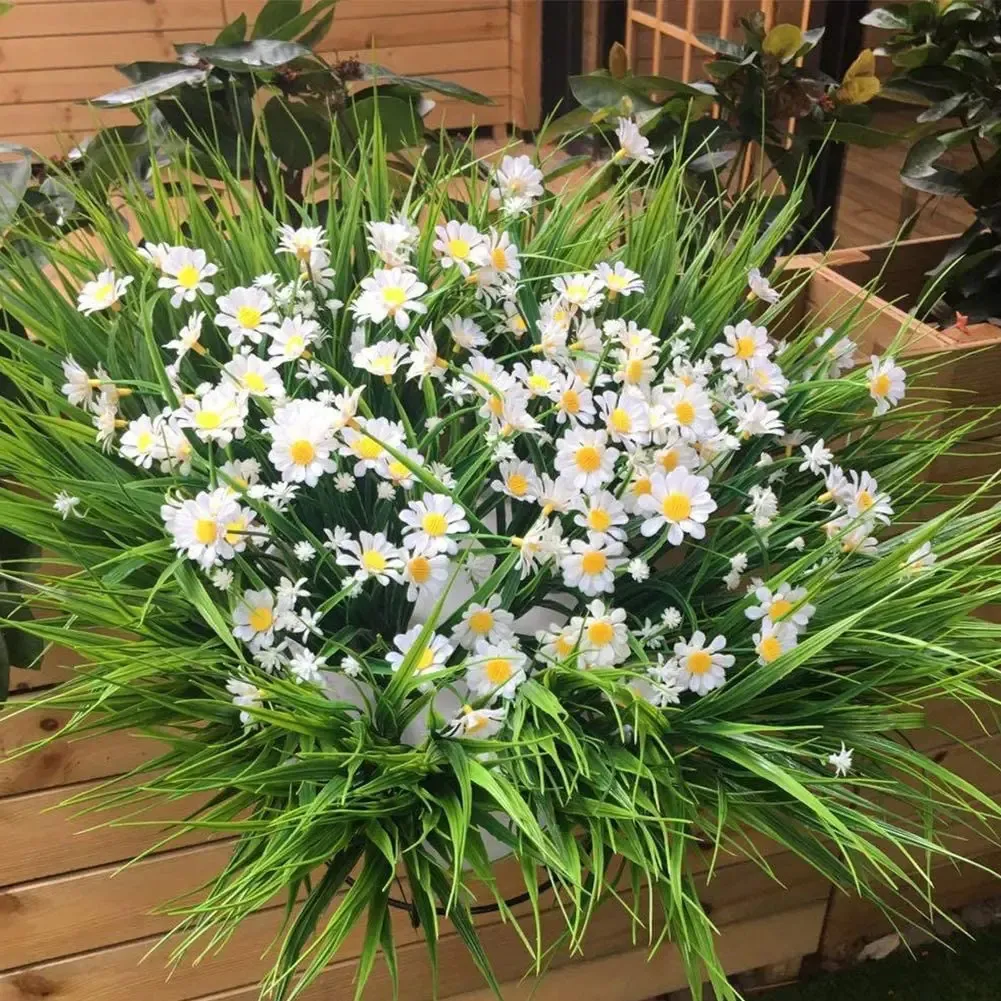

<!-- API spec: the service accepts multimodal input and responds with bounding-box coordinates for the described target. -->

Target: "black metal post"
[540,0,585,121]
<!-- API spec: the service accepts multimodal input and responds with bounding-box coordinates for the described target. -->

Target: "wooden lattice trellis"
[626,0,819,83]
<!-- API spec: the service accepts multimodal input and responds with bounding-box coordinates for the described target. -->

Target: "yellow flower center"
[382,286,407,309]
[511,315,527,333]
[587,620,614,646]
[289,439,316,466]
[659,449,679,472]
[243,371,268,393]
[527,373,551,394]
[686,649,712,675]
[609,407,632,434]
[487,395,505,416]
[758,635,782,663]
[870,373,891,397]
[624,358,645,383]
[195,409,222,430]
[588,508,612,532]
[447,237,471,260]
[575,445,601,473]
[464,710,488,733]
[422,512,449,536]
[175,264,200,290]
[284,334,305,355]
[856,490,873,511]
[353,436,383,460]
[362,549,387,572]
[507,473,528,496]
[555,635,575,657]
[93,282,114,302]
[491,247,509,270]
[674,400,696,426]
[248,606,273,633]
[387,460,410,481]
[417,647,436,672]
[485,657,513,684]
[408,555,431,584]
[632,476,652,497]
[769,598,793,620]
[561,389,580,414]
[194,518,218,545]
[564,282,588,302]
[224,517,246,545]
[735,335,757,360]
[468,609,494,635]
[236,305,262,329]
[606,273,628,290]
[662,491,692,522]
[580,550,607,576]
[135,430,154,452]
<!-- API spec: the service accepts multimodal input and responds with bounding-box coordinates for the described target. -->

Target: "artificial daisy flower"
[223,354,285,400]
[161,487,252,569]
[442,704,507,739]
[165,311,207,360]
[232,588,277,650]
[597,388,650,446]
[747,267,781,304]
[352,338,409,380]
[386,625,455,681]
[277,224,327,265]
[660,383,716,441]
[406,327,447,384]
[753,618,798,665]
[265,399,338,486]
[268,315,320,364]
[401,544,451,602]
[452,593,516,649]
[731,395,784,438]
[483,228,521,279]
[491,459,541,503]
[335,531,404,585]
[465,641,528,701]
[746,484,779,528]
[825,515,879,556]
[638,467,716,544]
[77,269,133,315]
[552,273,604,313]
[627,558,650,582]
[715,320,773,373]
[226,678,263,727]
[561,533,626,596]
[491,154,544,209]
[366,219,417,268]
[799,439,833,475]
[672,631,734,695]
[867,355,906,415]
[819,464,853,508]
[613,348,657,390]
[846,470,893,524]
[903,540,936,573]
[577,599,630,667]
[137,241,172,270]
[572,490,628,542]
[614,117,655,164]
[119,414,167,469]
[433,220,488,276]
[554,372,596,426]
[210,567,234,591]
[535,622,582,664]
[60,356,97,406]
[745,583,815,632]
[351,267,428,331]
[743,359,789,399]
[158,247,218,307]
[653,435,698,476]
[594,261,644,298]
[215,286,279,347]
[828,742,854,777]
[399,494,470,554]
[554,428,617,492]
[218,458,261,492]
[514,359,561,400]
[288,647,327,685]
[176,383,247,446]
[815,329,857,376]
[339,416,405,477]
[53,492,82,519]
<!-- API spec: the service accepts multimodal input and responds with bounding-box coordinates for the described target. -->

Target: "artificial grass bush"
[2,126,1001,1001]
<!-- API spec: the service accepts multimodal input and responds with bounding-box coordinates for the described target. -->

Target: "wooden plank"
[510,0,542,129]
[0,783,216,886]
[0,841,236,970]
[0,67,126,105]
[0,701,159,797]
[0,28,211,72]
[225,0,503,21]
[312,8,509,52]
[0,0,225,39]
[0,102,135,134]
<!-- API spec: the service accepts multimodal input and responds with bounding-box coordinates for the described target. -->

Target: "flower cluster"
[60,178,909,762]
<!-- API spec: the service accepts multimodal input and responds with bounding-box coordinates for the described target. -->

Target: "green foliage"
[1,129,1001,1001]
[865,0,1001,322]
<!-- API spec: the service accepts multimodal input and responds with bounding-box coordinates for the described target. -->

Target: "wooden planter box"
[3,235,1001,999]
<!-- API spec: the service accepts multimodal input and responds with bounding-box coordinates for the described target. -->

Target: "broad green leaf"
[215,13,248,45]
[362,65,493,106]
[262,97,332,169]
[860,6,912,29]
[196,40,311,72]
[89,68,210,108]
[762,24,804,62]
[252,0,302,38]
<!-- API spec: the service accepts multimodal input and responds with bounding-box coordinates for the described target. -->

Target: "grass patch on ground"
[767,923,1001,1000]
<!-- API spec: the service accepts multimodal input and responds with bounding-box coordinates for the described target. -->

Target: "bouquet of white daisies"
[2,129,1001,1001]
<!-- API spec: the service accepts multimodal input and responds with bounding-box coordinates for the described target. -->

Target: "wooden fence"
[0,0,542,157]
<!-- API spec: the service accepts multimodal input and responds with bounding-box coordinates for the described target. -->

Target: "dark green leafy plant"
[864,0,1001,323]
[558,15,893,199]
[0,0,489,255]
